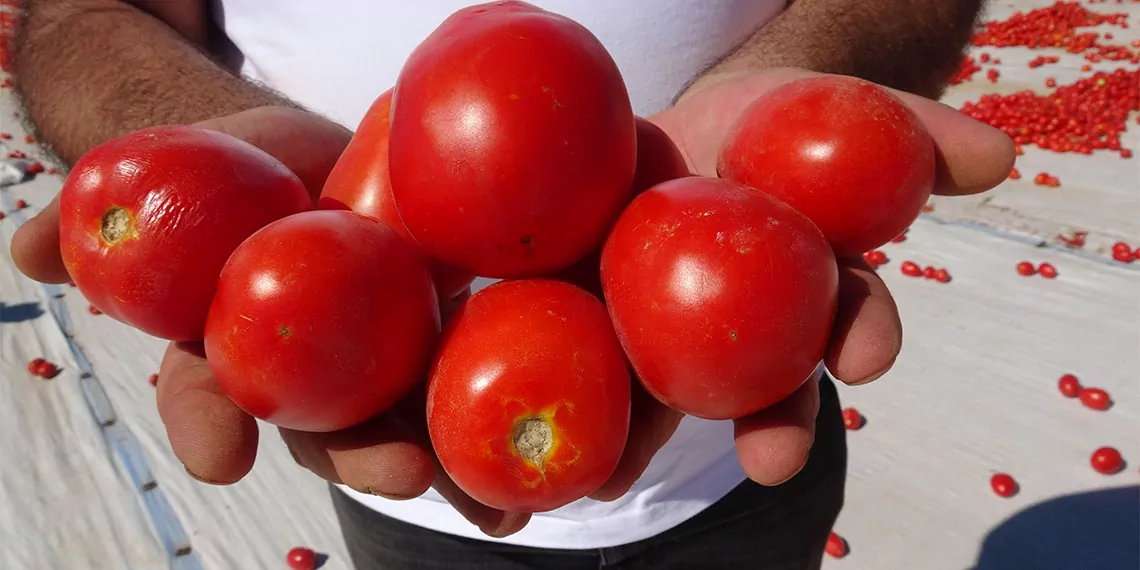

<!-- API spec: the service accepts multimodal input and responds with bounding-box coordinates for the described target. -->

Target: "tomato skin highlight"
[205,210,440,433]
[426,279,631,513]
[319,89,474,300]
[390,1,637,278]
[601,177,838,420]
[59,125,312,341]
[717,76,936,256]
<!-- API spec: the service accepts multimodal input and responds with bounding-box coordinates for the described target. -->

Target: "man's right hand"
[8,106,533,538]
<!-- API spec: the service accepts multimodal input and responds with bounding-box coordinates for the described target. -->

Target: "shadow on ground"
[0,302,45,323]
[972,485,1139,570]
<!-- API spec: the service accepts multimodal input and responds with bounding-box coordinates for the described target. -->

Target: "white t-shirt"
[215,0,787,550]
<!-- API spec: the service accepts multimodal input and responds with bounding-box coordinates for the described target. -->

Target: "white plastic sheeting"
[0,1,1138,569]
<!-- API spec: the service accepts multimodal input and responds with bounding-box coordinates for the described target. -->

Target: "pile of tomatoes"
[56,2,935,513]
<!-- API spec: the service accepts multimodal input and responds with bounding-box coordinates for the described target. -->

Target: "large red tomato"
[204,210,440,433]
[319,89,474,300]
[717,76,936,256]
[551,117,691,298]
[427,279,631,512]
[58,125,311,341]
[601,177,838,420]
[389,1,636,278]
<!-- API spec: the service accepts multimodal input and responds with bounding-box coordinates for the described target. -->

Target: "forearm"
[13,0,292,165]
[696,0,983,99]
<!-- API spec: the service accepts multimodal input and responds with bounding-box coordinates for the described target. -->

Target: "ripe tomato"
[390,1,636,278]
[601,177,838,420]
[59,125,311,341]
[205,210,440,433]
[1079,387,1112,411]
[427,279,631,513]
[1090,447,1123,475]
[842,408,864,430]
[1057,374,1081,398]
[990,473,1018,497]
[286,547,317,570]
[319,89,474,300]
[825,532,848,558]
[551,117,690,298]
[718,76,936,256]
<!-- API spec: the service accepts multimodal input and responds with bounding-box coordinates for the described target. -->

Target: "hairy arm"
[13,0,293,165]
[690,0,983,99]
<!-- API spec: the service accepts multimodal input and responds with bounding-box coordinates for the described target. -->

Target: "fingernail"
[184,465,223,485]
[846,366,890,386]
[761,462,806,487]
[362,486,417,501]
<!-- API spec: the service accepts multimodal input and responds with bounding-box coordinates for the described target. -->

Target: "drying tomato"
[427,279,631,513]
[601,177,838,420]
[59,125,311,341]
[319,89,474,300]
[205,210,440,433]
[551,117,690,298]
[718,76,936,256]
[390,1,636,278]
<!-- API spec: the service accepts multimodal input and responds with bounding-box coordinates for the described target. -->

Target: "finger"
[590,381,683,501]
[824,257,902,385]
[893,92,1016,197]
[278,411,436,500]
[432,464,532,538]
[10,194,70,284]
[156,342,259,484]
[194,106,353,201]
[733,378,820,486]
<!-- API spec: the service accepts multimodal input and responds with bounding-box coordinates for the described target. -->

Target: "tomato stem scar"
[100,206,131,245]
[512,417,553,472]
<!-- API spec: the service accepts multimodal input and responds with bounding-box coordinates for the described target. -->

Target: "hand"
[8,107,532,537]
[634,68,1014,485]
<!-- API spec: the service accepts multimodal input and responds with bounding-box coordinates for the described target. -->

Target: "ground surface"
[1,1,1138,569]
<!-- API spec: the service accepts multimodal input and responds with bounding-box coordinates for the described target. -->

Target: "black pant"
[331,378,846,570]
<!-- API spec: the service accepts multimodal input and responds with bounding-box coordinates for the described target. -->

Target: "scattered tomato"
[825,532,849,558]
[87,304,102,315]
[59,125,312,341]
[427,279,631,513]
[718,76,935,256]
[900,261,922,277]
[1079,387,1112,411]
[842,408,864,430]
[148,373,159,387]
[990,473,1018,498]
[1016,261,1036,276]
[319,89,474,300]
[601,177,837,420]
[15,199,27,209]
[205,211,440,432]
[1037,263,1058,279]
[1090,447,1123,475]
[934,268,952,283]
[922,266,937,279]
[286,547,317,570]
[390,2,636,278]
[1058,374,1081,398]
[27,358,45,375]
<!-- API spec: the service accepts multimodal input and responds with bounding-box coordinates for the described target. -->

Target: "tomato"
[426,279,631,512]
[319,89,474,300]
[990,473,1018,497]
[717,76,936,256]
[1057,374,1081,398]
[1090,447,1123,475]
[1079,387,1112,411]
[390,1,636,278]
[825,532,848,558]
[842,408,864,430]
[59,125,312,341]
[601,177,838,420]
[286,547,317,570]
[551,117,691,298]
[205,210,440,433]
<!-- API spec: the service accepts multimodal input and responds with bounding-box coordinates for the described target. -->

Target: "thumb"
[194,106,353,201]
[10,195,70,284]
